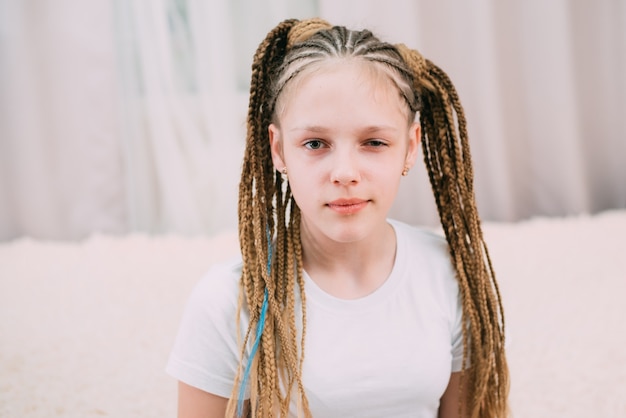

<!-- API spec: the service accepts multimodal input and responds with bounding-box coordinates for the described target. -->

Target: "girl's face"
[269,60,420,245]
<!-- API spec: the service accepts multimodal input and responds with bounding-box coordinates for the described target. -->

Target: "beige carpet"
[1,211,625,417]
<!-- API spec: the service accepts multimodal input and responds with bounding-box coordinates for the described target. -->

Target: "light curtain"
[113,0,317,235]
[0,0,126,240]
[1,0,624,240]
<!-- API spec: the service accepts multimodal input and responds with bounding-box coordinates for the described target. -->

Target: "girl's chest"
[297,301,453,417]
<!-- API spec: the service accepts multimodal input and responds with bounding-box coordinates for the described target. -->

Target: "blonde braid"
[230,18,327,418]
[290,207,310,416]
[396,44,509,417]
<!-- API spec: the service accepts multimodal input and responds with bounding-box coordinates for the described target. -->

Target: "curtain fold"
[113,0,318,236]
[0,0,624,240]
[115,0,218,234]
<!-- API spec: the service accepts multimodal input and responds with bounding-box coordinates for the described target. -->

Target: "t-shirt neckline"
[302,219,407,314]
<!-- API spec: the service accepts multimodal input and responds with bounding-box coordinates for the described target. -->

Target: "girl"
[167,18,509,418]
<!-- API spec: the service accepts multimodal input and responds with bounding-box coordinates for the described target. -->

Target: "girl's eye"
[366,139,387,147]
[304,140,324,150]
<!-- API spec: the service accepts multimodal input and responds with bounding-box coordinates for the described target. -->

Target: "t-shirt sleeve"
[450,288,464,373]
[424,230,465,373]
[165,259,249,399]
[402,223,466,374]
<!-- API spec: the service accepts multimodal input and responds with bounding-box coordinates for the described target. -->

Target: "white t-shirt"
[166,219,464,417]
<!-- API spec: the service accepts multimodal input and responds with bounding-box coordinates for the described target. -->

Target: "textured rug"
[1,210,625,417]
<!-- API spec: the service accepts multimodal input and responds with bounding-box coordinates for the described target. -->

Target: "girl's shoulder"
[185,255,244,317]
[388,218,450,259]
[167,254,248,398]
[201,255,243,288]
[388,218,459,299]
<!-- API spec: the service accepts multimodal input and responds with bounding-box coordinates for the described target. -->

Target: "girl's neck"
[300,221,397,299]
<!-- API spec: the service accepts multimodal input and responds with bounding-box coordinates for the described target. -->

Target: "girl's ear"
[405,122,421,169]
[268,123,286,171]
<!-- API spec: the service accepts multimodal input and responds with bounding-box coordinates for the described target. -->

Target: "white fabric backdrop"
[1,0,625,240]
[112,0,316,235]
[0,0,125,240]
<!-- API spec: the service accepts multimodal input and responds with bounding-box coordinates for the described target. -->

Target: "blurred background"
[1,0,624,241]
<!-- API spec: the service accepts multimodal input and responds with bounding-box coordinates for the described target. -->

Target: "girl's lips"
[327,199,368,215]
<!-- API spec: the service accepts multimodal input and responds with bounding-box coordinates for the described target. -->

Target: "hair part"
[231,18,509,418]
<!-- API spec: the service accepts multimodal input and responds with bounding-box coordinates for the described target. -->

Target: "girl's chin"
[302,219,385,245]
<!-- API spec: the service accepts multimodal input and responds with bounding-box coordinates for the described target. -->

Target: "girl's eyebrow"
[289,125,329,133]
[359,125,398,134]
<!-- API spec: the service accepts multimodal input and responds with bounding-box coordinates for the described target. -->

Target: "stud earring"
[401,166,410,176]
[281,167,287,176]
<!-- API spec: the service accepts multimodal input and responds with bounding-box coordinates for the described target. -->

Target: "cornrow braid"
[231,17,509,418]
[396,44,509,418]
[271,25,418,122]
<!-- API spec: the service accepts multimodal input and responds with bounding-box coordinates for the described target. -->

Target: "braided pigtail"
[396,44,509,417]
[230,18,330,418]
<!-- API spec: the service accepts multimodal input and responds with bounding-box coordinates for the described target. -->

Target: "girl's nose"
[330,150,361,185]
